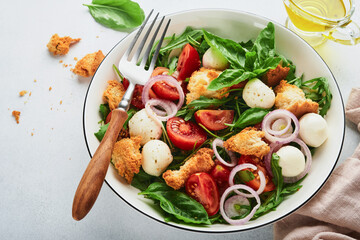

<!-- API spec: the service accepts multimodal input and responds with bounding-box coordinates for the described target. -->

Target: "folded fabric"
[273,88,360,240]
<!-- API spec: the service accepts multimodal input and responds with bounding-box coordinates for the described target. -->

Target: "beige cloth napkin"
[273,88,360,240]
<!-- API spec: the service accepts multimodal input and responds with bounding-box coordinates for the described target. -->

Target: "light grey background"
[1,0,360,239]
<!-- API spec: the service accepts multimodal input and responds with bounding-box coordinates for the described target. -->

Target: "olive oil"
[284,0,347,32]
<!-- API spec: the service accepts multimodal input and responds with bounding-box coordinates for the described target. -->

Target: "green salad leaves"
[84,0,145,30]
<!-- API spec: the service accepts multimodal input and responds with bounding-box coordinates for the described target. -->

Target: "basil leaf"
[140,182,211,225]
[99,104,110,121]
[84,0,145,30]
[94,123,109,141]
[131,168,158,191]
[203,30,247,69]
[207,69,256,90]
[251,22,275,63]
[232,108,270,129]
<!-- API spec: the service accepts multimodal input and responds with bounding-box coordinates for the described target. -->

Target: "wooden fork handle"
[72,109,128,221]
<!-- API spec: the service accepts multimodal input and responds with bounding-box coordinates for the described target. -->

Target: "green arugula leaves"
[84,0,145,30]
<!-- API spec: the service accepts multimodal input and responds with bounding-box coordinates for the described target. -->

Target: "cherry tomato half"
[185,172,220,216]
[150,67,180,101]
[194,110,234,131]
[166,117,207,151]
[123,78,157,109]
[238,155,275,192]
[177,44,201,81]
[210,164,230,195]
[105,111,112,124]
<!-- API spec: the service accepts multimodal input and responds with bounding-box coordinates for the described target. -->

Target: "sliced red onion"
[220,184,261,225]
[283,138,312,183]
[145,99,178,124]
[212,138,237,167]
[142,75,184,110]
[264,142,283,177]
[228,163,266,197]
[224,195,250,218]
[262,109,299,144]
[270,118,291,136]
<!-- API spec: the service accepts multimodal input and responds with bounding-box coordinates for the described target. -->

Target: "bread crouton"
[47,34,80,56]
[186,68,229,104]
[162,148,214,190]
[112,136,142,183]
[274,80,319,118]
[224,127,270,158]
[72,50,104,77]
[103,80,126,110]
[262,64,290,87]
[12,111,20,124]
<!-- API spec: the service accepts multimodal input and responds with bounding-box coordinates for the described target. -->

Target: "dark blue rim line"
[82,8,345,234]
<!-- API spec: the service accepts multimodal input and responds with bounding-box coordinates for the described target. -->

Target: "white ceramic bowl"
[83,9,345,233]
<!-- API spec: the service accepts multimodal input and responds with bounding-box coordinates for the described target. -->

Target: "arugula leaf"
[94,123,109,141]
[99,104,110,121]
[84,0,145,30]
[231,108,270,129]
[160,27,203,54]
[167,57,178,75]
[176,96,234,121]
[203,30,247,69]
[301,77,332,116]
[140,182,211,225]
[271,153,283,202]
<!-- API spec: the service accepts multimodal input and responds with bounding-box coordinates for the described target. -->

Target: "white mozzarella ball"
[276,146,306,177]
[299,113,328,147]
[242,78,275,109]
[202,47,229,70]
[142,140,173,176]
[129,109,162,145]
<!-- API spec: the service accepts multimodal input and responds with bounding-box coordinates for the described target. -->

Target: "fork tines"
[125,10,171,70]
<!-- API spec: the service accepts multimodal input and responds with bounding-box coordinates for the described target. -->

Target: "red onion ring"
[212,138,238,167]
[145,99,177,124]
[262,109,299,144]
[224,195,250,219]
[142,75,185,110]
[283,138,312,183]
[264,138,312,182]
[269,118,291,136]
[228,163,266,197]
[220,184,261,225]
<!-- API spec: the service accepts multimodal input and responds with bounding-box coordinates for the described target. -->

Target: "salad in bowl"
[83,9,344,232]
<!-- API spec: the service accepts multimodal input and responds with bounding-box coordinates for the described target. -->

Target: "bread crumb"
[47,34,81,56]
[49,87,52,91]
[12,111,20,124]
[31,133,34,136]
[34,79,37,83]
[74,57,78,61]
[29,92,32,96]
[72,50,105,77]
[60,100,62,105]
[59,60,63,63]
[19,90,28,96]
[63,63,68,68]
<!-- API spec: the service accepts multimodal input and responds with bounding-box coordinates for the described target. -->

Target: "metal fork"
[72,11,171,221]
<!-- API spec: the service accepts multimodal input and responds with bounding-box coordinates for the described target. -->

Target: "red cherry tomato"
[210,164,231,195]
[152,81,180,101]
[122,79,157,109]
[166,117,207,151]
[105,111,112,124]
[194,110,234,131]
[238,155,275,192]
[176,44,201,80]
[185,172,220,216]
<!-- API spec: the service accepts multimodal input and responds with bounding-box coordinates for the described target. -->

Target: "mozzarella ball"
[299,113,328,147]
[142,140,173,176]
[202,47,229,70]
[276,146,305,177]
[242,78,275,109]
[129,109,162,145]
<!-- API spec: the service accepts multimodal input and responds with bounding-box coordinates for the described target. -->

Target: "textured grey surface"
[1,0,360,239]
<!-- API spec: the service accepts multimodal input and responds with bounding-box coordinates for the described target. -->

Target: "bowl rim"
[82,8,345,233]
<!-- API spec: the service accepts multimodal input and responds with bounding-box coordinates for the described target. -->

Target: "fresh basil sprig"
[84,0,145,30]
[140,182,211,225]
